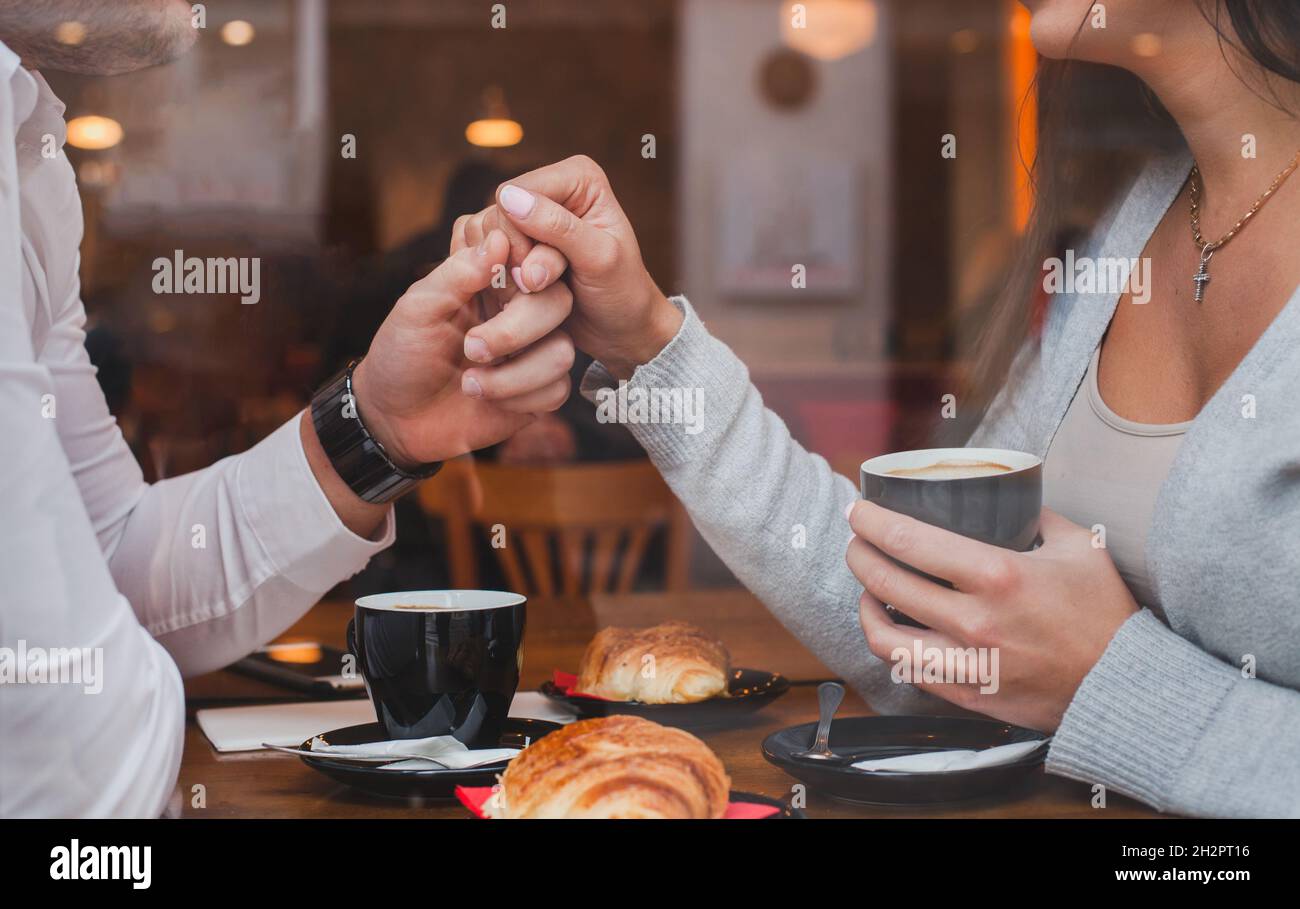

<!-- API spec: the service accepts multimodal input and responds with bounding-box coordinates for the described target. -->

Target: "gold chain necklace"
[1189,149,1300,302]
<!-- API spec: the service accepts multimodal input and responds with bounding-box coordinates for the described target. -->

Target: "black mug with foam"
[347,590,526,747]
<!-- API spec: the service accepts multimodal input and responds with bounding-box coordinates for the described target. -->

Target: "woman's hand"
[846,502,1139,732]
[453,156,683,379]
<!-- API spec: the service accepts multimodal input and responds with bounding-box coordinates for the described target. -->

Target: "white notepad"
[196,691,577,753]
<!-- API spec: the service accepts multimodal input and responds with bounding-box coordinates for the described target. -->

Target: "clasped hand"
[352,155,679,469]
[350,229,575,467]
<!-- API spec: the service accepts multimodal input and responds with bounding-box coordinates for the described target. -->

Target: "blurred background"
[48,0,1042,597]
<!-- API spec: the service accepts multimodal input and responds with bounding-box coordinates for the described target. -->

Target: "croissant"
[576,621,730,703]
[487,716,731,819]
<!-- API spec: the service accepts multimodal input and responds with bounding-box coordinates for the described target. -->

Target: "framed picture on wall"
[716,152,861,297]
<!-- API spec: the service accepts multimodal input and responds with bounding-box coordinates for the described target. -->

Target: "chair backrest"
[417,459,689,597]
[415,457,483,590]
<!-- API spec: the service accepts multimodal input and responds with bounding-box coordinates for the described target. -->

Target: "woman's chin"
[1028,12,1082,61]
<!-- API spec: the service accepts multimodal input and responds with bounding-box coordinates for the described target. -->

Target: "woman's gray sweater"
[581,150,1300,818]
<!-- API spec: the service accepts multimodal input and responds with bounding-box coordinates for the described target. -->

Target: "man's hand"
[352,228,575,466]
[454,155,682,379]
[302,227,575,537]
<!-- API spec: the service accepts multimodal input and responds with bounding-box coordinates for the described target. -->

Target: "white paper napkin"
[850,739,1047,773]
[196,690,577,753]
[197,699,376,752]
[382,753,517,771]
[509,690,577,725]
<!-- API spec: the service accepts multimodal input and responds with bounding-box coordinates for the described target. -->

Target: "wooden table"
[180,590,1160,818]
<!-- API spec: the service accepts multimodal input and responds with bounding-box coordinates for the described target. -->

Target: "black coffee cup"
[859,448,1042,626]
[347,590,526,747]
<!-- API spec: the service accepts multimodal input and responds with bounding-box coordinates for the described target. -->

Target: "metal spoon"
[793,681,845,760]
[260,743,450,768]
[804,743,956,766]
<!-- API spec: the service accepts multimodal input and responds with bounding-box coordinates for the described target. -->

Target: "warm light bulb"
[66,115,124,151]
[55,20,86,46]
[465,118,524,148]
[221,20,256,46]
[781,0,878,62]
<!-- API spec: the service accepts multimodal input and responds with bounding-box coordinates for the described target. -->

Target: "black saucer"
[299,718,561,801]
[762,715,1048,807]
[538,668,789,728]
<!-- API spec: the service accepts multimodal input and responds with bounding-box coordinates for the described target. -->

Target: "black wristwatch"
[310,360,442,504]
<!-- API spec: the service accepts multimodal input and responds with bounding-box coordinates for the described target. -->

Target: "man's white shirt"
[0,42,394,817]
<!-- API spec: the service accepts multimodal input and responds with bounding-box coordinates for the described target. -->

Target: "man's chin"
[5,0,198,76]
[57,30,197,76]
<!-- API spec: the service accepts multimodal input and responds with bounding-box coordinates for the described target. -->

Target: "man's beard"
[0,0,197,75]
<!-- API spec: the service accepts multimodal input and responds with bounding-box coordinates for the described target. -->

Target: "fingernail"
[462,374,483,398]
[499,185,535,218]
[525,263,548,288]
[511,266,532,295]
[464,336,491,363]
[844,500,856,520]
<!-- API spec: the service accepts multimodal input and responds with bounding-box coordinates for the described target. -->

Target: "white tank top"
[1042,347,1193,610]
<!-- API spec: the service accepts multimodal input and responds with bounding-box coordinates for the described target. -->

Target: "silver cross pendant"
[1192,245,1215,303]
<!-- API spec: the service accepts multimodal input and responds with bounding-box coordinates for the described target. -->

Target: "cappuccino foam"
[886,458,1014,480]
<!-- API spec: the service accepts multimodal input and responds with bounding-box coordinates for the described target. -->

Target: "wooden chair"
[417,459,690,597]
[414,457,483,590]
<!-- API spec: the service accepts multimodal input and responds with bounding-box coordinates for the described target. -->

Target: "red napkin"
[550,669,613,701]
[455,785,780,820]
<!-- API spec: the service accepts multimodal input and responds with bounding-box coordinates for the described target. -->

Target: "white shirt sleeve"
[109,416,396,677]
[1,47,395,816]
[40,254,395,676]
[25,95,395,681]
[0,62,183,818]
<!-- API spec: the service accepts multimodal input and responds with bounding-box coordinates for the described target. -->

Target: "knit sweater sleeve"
[580,297,944,714]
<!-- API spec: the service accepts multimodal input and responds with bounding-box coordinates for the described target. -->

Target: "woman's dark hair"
[1217,0,1300,87]
[957,1,1300,438]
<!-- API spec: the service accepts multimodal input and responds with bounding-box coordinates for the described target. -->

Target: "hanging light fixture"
[66,115,124,151]
[780,0,878,62]
[221,20,256,46]
[465,86,523,148]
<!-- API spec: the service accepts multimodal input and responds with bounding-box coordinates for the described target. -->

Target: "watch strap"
[310,360,442,504]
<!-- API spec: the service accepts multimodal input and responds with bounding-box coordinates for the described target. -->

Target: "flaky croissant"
[487,716,731,819]
[576,620,730,703]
